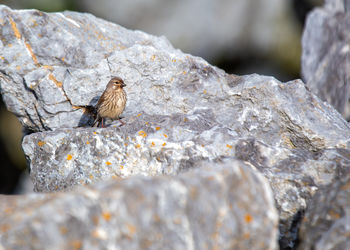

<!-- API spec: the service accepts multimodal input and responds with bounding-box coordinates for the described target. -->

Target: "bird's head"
[107,76,126,89]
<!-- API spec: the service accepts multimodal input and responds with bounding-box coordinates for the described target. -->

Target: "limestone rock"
[302,0,350,120]
[298,169,350,250]
[0,160,279,250]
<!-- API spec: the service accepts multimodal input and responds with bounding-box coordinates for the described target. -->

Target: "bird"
[93,76,127,127]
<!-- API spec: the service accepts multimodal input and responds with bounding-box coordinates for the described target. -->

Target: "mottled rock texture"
[302,0,350,120]
[298,169,350,250]
[1,4,350,249]
[0,160,279,250]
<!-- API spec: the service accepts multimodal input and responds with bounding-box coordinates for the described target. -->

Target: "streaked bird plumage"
[93,76,127,127]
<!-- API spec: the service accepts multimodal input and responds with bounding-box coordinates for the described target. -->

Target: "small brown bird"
[93,76,127,127]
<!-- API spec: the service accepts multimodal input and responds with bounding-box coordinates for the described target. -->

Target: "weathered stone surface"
[302,0,350,120]
[1,5,350,249]
[0,160,279,250]
[298,169,350,250]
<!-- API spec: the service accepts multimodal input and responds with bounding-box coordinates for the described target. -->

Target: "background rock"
[1,5,350,249]
[0,160,279,250]
[302,0,350,120]
[298,169,350,250]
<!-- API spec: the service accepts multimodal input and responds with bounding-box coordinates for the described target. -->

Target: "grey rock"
[77,0,293,62]
[298,169,350,250]
[302,0,350,120]
[0,160,279,250]
[1,5,350,249]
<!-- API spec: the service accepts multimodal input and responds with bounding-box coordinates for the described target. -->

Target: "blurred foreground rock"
[1,5,350,249]
[302,0,350,120]
[298,169,350,250]
[0,160,279,250]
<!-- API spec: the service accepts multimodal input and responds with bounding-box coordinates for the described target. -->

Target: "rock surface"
[302,0,350,120]
[1,5,350,249]
[298,169,350,250]
[0,160,279,250]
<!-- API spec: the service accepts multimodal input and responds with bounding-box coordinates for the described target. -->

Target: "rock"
[301,0,350,120]
[298,169,350,250]
[1,5,350,248]
[77,0,296,64]
[0,159,279,250]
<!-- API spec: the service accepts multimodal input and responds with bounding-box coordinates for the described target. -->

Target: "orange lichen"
[9,17,21,39]
[37,141,45,147]
[151,142,155,147]
[155,127,161,131]
[89,175,94,180]
[102,212,111,221]
[86,141,90,145]
[243,232,250,239]
[226,144,233,149]
[60,226,68,234]
[24,42,39,65]
[183,71,187,75]
[135,144,141,148]
[184,118,188,122]
[71,240,82,250]
[42,65,53,70]
[127,224,136,235]
[138,130,147,138]
[163,133,168,138]
[16,65,21,71]
[105,161,112,166]
[244,214,253,223]
[49,73,63,88]
[124,143,128,146]
[137,113,142,117]
[0,224,10,233]
[66,154,73,160]
[162,142,166,146]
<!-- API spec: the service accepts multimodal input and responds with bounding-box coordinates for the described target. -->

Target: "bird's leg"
[119,117,126,126]
[101,118,104,128]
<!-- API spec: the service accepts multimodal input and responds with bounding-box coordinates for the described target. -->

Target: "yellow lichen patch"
[226,144,232,149]
[243,232,250,239]
[71,240,82,250]
[127,224,136,235]
[24,42,39,65]
[0,56,4,60]
[151,142,155,147]
[329,210,341,219]
[155,127,160,131]
[37,141,45,147]
[42,65,53,70]
[7,43,12,47]
[172,59,176,62]
[93,132,97,135]
[89,174,94,180]
[105,161,112,166]
[120,165,124,169]
[135,144,141,149]
[102,212,111,221]
[124,143,128,146]
[60,226,68,234]
[0,224,10,233]
[138,130,147,138]
[66,154,73,160]
[163,133,168,138]
[162,142,166,146]
[244,214,253,223]
[137,113,142,117]
[61,57,65,62]
[9,17,21,39]
[183,71,187,75]
[151,55,156,61]
[49,73,63,88]
[16,65,21,71]
[145,122,149,125]
[203,89,207,94]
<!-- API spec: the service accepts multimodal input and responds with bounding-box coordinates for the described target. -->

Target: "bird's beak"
[122,83,126,87]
